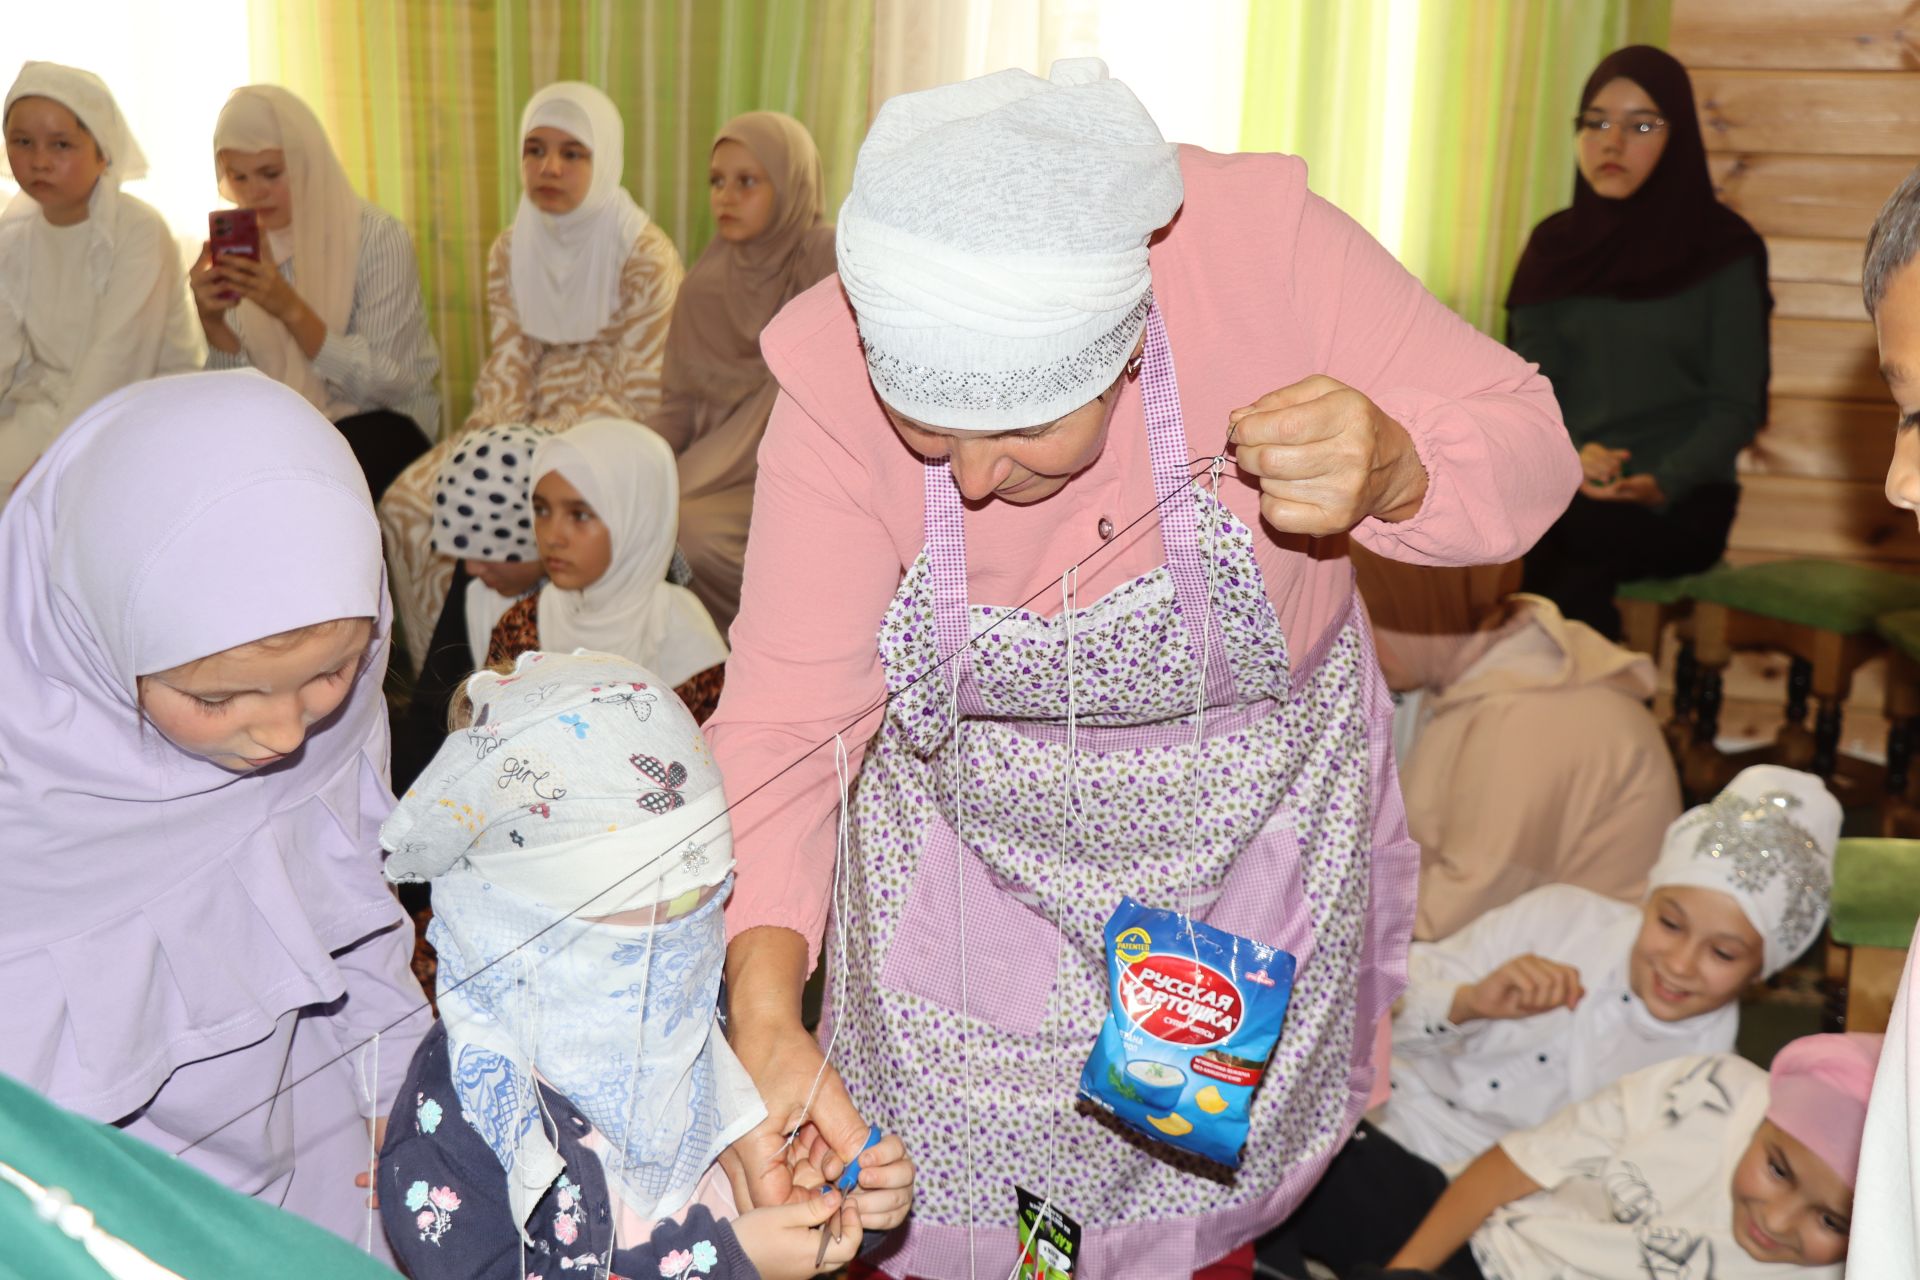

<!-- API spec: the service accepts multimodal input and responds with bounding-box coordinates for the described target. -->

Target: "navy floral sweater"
[379,1023,757,1279]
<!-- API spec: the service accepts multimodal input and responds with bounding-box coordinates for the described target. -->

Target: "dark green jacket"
[1508,256,1769,505]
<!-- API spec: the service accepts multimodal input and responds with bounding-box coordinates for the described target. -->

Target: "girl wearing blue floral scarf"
[376,650,912,1278]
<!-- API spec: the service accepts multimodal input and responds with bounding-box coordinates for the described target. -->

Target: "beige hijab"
[659,112,835,461]
[213,86,362,416]
[1352,548,1679,940]
[659,113,835,629]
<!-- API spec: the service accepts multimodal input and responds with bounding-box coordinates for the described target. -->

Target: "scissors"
[814,1124,883,1267]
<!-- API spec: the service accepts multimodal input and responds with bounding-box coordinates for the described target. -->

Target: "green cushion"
[1687,560,1920,635]
[1878,609,1920,662]
[1617,574,1702,606]
[1831,838,1920,948]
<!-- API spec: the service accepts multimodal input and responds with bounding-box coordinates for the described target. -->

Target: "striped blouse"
[207,203,441,435]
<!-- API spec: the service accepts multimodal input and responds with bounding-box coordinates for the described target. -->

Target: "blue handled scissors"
[815,1125,883,1266]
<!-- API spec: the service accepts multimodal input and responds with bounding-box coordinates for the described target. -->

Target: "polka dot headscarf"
[430,423,550,561]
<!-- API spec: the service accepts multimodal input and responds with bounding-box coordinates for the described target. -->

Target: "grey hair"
[1865,163,1920,319]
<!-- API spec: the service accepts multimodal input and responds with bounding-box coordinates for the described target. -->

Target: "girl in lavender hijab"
[0,371,430,1261]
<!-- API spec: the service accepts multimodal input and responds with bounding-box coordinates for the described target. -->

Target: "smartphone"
[207,208,259,303]
[209,208,260,264]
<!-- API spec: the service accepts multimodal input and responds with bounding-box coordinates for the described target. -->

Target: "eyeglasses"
[1574,113,1668,137]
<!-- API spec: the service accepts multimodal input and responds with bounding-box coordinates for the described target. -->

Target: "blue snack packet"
[1077,897,1297,1167]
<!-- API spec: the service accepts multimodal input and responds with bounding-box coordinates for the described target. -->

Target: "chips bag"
[1077,897,1296,1166]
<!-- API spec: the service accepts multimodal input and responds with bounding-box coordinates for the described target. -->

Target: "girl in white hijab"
[193,85,440,500]
[0,61,198,498]
[486,418,729,720]
[377,81,685,675]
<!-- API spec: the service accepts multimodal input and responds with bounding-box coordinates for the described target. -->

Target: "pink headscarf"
[1767,1032,1885,1187]
[0,370,401,1119]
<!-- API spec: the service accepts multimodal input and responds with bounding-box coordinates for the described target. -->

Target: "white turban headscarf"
[836,57,1184,431]
[1647,765,1840,977]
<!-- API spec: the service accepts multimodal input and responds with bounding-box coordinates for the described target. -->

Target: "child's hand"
[817,1131,915,1233]
[1450,954,1585,1024]
[730,1190,861,1279]
[353,1117,390,1207]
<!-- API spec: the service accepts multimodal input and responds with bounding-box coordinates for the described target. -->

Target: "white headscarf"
[1647,765,1840,977]
[509,82,651,344]
[836,57,1184,431]
[2,62,148,295]
[532,419,728,686]
[213,86,363,416]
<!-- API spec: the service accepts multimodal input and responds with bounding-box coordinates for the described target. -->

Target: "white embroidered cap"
[836,57,1183,431]
[1647,765,1840,977]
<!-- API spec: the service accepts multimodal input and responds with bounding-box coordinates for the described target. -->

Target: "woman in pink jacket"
[708,62,1580,1279]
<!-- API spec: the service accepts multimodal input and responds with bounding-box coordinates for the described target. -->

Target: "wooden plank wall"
[1670,0,1920,571]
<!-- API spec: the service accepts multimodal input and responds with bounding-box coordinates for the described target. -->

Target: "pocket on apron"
[876,810,1060,1037]
[1202,810,1319,975]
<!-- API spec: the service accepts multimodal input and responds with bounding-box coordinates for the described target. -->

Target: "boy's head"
[1868,164,1920,520]
[1729,1032,1881,1266]
[1629,766,1838,1021]
[431,423,550,598]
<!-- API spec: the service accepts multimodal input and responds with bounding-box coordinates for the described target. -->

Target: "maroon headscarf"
[1506,46,1770,310]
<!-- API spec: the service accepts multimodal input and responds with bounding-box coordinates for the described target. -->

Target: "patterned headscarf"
[381,650,758,1227]
[1647,765,1839,977]
[429,423,550,562]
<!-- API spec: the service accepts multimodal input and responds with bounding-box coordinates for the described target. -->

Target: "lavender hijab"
[0,370,404,1119]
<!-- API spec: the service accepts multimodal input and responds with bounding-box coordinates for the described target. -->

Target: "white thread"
[1172,446,1231,1036]
[604,880,664,1280]
[361,1030,380,1254]
[781,734,857,1166]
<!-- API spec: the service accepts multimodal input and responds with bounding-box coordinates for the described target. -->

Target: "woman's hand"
[726,1016,873,1209]
[188,245,243,353]
[1581,473,1665,506]
[1578,442,1630,485]
[1228,376,1429,535]
[731,1189,863,1279]
[1449,954,1586,1024]
[214,253,307,325]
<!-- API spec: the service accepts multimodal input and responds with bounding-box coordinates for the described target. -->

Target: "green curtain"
[1242,0,1669,337]
[247,0,873,434]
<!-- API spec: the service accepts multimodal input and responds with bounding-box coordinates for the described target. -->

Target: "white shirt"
[1376,884,1737,1166]
[1850,920,1920,1275]
[1478,1053,1841,1280]
[207,203,440,434]
[0,193,199,493]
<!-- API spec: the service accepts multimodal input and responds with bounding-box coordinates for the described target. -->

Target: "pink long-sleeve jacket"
[707,146,1581,960]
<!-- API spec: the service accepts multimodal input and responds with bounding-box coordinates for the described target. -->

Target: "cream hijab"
[510,82,650,344]
[2,62,148,297]
[532,419,727,685]
[213,86,362,415]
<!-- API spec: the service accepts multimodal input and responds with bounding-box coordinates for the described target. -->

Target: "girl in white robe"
[0,62,198,497]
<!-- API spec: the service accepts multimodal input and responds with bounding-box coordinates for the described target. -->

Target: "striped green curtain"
[247,0,873,434]
[1241,0,1669,337]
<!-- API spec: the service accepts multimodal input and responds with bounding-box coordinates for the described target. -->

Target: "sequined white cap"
[835,57,1184,431]
[1647,765,1840,977]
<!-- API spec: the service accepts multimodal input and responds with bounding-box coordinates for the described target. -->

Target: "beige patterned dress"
[379,223,683,670]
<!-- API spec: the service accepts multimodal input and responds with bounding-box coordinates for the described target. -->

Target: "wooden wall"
[1670,0,1920,571]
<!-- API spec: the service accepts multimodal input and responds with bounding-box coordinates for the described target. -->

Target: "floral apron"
[829,307,1417,1278]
